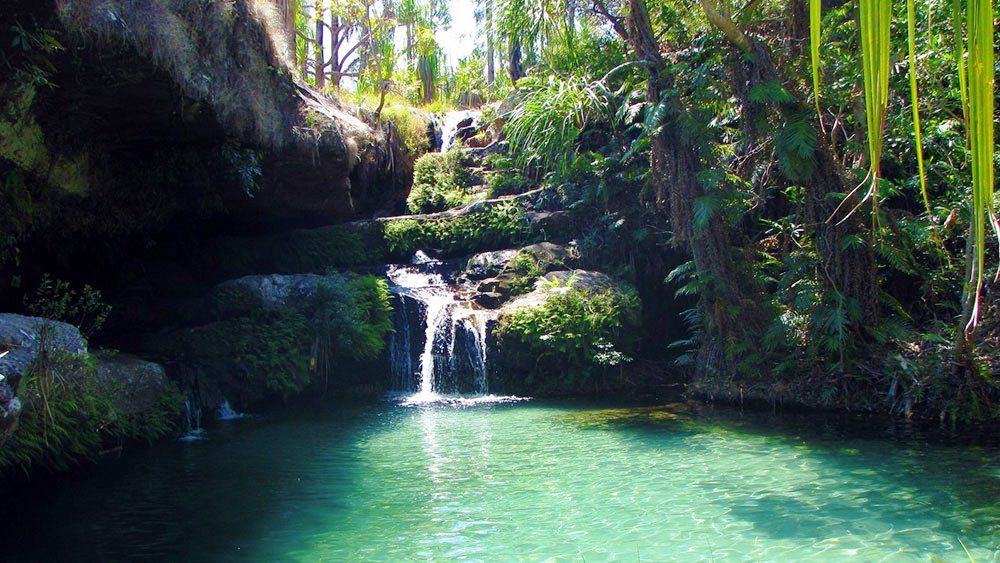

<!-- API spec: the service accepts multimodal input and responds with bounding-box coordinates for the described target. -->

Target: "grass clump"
[383,201,530,258]
[497,280,640,393]
[407,148,477,213]
[0,324,181,475]
[380,105,431,156]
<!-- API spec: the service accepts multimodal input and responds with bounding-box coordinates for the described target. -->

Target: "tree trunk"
[486,3,495,84]
[314,1,325,89]
[626,0,767,376]
[279,0,297,71]
[509,40,523,82]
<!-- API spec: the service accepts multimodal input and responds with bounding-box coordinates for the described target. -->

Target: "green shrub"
[384,201,531,258]
[208,273,395,397]
[506,252,544,296]
[229,309,312,396]
[484,155,532,197]
[407,148,477,213]
[497,281,640,392]
[313,274,394,367]
[24,274,111,337]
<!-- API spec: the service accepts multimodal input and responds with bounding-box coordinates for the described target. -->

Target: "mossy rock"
[493,270,641,395]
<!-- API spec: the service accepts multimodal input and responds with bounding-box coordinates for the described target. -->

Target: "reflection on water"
[1,399,997,561]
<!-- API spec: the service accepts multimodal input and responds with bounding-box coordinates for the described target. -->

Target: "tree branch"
[698,0,752,52]
[591,0,629,41]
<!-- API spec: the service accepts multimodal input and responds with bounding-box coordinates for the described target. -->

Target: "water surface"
[3,399,998,561]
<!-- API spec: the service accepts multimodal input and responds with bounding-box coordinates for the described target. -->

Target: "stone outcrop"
[94,352,174,415]
[0,314,87,391]
[0,314,178,451]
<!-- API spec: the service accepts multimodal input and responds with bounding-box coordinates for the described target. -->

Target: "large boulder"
[94,352,174,416]
[0,313,86,447]
[0,314,87,392]
[207,273,325,319]
[493,270,641,395]
[469,243,579,308]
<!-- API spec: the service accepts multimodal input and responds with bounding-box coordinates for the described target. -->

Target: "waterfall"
[439,110,481,152]
[180,400,205,441]
[387,253,526,406]
[217,399,245,420]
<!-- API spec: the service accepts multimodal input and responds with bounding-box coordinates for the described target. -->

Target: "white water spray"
[439,110,481,152]
[387,255,527,406]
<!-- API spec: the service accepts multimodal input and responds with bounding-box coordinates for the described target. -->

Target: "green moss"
[384,201,530,259]
[407,149,478,213]
[497,283,640,393]
[484,154,532,197]
[0,85,89,194]
[381,105,431,155]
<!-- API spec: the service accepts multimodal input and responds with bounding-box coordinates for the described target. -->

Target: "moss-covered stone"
[494,271,640,395]
[0,85,89,194]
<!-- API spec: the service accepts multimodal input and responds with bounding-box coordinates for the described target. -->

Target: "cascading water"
[387,253,523,406]
[180,400,205,441]
[217,399,245,420]
[439,110,481,152]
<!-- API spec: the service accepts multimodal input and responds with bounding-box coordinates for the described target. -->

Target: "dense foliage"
[497,278,640,393]
[472,0,998,419]
[383,200,531,257]
[407,148,478,212]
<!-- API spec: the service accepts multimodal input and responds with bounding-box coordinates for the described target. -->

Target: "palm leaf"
[906,0,931,215]
[809,0,824,122]
[860,0,891,188]
[965,0,994,331]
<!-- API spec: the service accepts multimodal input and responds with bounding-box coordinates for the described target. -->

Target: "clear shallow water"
[2,399,998,561]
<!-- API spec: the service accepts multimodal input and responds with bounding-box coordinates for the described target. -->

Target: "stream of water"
[2,398,997,561]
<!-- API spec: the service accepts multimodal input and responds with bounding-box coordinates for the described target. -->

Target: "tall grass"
[964,0,995,330]
[809,0,823,121]
[858,0,892,215]
[503,75,604,175]
[906,0,931,215]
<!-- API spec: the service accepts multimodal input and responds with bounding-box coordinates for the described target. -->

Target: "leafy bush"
[211,273,394,397]
[484,154,533,197]
[313,274,394,368]
[383,201,531,258]
[505,252,545,296]
[497,280,640,392]
[407,148,477,213]
[24,275,111,337]
[229,309,312,396]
